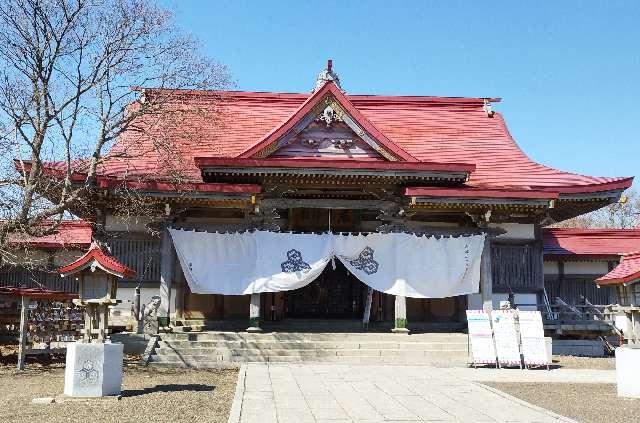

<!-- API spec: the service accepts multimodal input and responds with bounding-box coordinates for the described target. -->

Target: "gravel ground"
[485,382,640,423]
[0,359,237,423]
[551,355,615,370]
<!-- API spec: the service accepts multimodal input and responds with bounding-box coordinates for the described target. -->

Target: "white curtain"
[169,229,485,298]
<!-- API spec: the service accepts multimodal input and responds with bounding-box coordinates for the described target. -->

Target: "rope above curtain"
[169,229,486,299]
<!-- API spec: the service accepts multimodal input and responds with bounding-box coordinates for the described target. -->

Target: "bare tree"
[0,0,230,264]
[552,189,640,229]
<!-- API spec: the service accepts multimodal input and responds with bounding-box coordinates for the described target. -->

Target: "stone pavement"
[228,364,601,422]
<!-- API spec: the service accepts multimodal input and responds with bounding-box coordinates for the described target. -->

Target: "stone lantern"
[58,243,136,398]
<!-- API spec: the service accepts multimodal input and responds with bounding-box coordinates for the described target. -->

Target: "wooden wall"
[0,267,77,292]
[491,241,544,293]
[107,237,162,283]
[544,276,614,305]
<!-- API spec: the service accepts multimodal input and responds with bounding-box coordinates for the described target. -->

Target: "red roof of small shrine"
[8,221,92,249]
[596,252,640,285]
[0,286,77,300]
[543,228,640,259]
[36,73,632,200]
[58,244,136,279]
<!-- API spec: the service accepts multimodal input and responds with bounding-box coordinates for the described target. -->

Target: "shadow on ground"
[122,383,215,397]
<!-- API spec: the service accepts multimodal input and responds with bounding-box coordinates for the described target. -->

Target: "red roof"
[96,178,261,194]
[240,81,417,161]
[58,244,136,279]
[543,228,640,259]
[52,80,632,196]
[0,286,77,300]
[596,252,640,285]
[8,221,92,249]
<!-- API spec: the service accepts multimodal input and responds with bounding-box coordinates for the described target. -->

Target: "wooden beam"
[261,198,397,211]
[204,167,467,181]
[413,197,551,207]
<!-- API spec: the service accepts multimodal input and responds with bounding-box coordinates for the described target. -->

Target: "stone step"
[149,330,470,368]
[157,340,468,351]
[154,347,468,357]
[149,353,467,366]
[162,332,467,342]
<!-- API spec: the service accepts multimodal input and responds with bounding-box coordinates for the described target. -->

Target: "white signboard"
[492,309,521,367]
[466,310,497,365]
[519,310,550,366]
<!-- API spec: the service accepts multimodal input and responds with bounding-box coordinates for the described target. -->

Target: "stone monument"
[58,243,136,398]
[616,345,640,398]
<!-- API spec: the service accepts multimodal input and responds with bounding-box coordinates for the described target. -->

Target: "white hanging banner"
[466,310,497,365]
[251,231,333,293]
[334,232,485,298]
[170,229,332,295]
[519,310,550,367]
[492,309,522,367]
[169,229,485,298]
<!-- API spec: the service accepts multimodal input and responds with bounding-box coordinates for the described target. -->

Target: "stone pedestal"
[616,345,640,398]
[63,342,123,397]
[391,295,410,334]
[247,293,262,333]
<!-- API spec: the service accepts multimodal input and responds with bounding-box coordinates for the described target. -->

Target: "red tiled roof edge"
[7,221,93,249]
[16,160,262,195]
[195,157,475,173]
[59,244,137,279]
[0,286,77,299]
[543,228,640,258]
[238,81,417,161]
[532,178,634,195]
[596,251,640,285]
[97,178,261,194]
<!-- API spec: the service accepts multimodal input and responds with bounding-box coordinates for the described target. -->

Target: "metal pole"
[17,295,29,371]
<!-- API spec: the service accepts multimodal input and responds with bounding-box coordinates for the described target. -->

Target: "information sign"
[466,310,497,365]
[519,310,550,367]
[492,309,521,367]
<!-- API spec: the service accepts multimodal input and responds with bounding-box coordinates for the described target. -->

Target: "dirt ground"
[485,382,640,423]
[551,355,616,370]
[0,354,237,423]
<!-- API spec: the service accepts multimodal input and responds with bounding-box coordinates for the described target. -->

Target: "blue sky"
[164,1,639,186]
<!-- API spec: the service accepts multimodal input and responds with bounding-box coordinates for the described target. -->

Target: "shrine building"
[32,62,633,332]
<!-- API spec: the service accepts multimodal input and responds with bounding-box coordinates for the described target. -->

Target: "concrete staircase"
[148,331,470,368]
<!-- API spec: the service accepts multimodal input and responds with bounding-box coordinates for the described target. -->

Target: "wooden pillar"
[17,295,29,370]
[159,227,175,324]
[247,293,262,332]
[174,268,185,320]
[480,237,493,313]
[391,295,410,333]
[363,287,373,329]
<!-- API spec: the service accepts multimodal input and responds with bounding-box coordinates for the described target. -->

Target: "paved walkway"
[229,364,610,422]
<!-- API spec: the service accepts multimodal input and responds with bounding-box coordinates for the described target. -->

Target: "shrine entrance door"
[285,260,365,319]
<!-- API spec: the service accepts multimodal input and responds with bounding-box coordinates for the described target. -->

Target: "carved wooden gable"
[243,81,415,161]
[270,106,384,161]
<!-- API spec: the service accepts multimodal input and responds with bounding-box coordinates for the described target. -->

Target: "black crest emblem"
[349,247,379,275]
[281,249,311,273]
